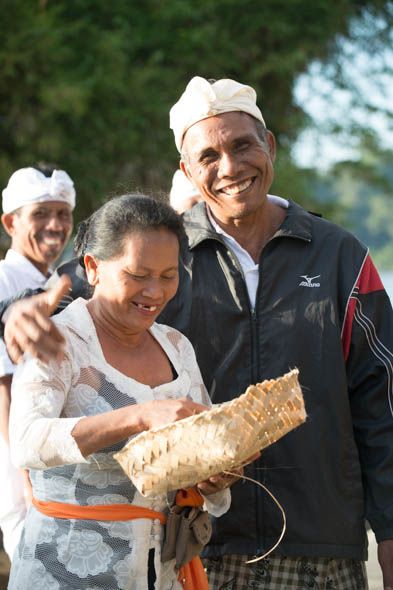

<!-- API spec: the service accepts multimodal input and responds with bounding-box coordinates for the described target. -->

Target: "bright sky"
[292,33,393,170]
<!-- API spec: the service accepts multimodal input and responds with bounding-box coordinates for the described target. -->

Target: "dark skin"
[181,111,286,262]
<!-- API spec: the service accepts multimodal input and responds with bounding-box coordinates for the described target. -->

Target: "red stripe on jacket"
[342,255,384,361]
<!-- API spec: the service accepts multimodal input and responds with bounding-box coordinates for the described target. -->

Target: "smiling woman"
[7,194,232,590]
[75,196,183,386]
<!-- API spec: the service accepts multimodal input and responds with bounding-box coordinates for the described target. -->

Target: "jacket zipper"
[219,239,264,555]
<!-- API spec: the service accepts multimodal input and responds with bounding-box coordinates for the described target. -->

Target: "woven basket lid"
[114,368,306,497]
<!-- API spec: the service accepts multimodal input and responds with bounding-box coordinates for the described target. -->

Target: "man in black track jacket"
[3,77,393,589]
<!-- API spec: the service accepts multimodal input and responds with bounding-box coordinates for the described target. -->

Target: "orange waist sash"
[32,491,208,590]
[32,497,167,523]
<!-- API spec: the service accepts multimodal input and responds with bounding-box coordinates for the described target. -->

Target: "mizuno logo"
[299,275,321,288]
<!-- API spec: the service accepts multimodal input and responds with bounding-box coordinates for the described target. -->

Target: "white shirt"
[0,249,47,377]
[207,194,289,309]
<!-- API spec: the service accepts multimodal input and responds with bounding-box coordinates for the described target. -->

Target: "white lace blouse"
[8,298,230,590]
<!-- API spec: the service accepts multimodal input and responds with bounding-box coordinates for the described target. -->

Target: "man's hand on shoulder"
[4,274,71,364]
[378,539,393,589]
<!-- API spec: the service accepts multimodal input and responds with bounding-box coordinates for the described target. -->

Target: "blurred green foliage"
[308,134,393,269]
[0,1,391,213]
[0,0,392,267]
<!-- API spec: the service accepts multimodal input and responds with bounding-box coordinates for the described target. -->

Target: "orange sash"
[32,489,208,590]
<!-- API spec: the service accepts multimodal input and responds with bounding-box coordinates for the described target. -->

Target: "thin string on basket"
[223,471,286,564]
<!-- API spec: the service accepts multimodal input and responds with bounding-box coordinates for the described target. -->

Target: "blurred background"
[0,1,392,293]
[0,1,392,585]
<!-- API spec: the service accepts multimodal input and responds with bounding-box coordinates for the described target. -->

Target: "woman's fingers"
[197,452,262,495]
[197,470,242,495]
[141,398,208,430]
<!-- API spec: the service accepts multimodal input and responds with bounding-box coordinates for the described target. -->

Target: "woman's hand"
[196,452,261,495]
[197,470,243,495]
[72,398,208,458]
[139,397,208,431]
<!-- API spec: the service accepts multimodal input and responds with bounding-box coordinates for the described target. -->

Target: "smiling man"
[166,77,393,590]
[2,79,393,589]
[0,166,74,559]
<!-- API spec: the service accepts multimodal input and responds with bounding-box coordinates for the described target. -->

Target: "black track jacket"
[159,199,393,560]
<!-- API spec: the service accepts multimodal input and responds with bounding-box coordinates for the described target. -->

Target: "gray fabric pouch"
[161,504,212,569]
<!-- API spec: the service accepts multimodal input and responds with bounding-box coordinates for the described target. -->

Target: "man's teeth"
[137,303,157,311]
[43,237,62,245]
[222,178,253,196]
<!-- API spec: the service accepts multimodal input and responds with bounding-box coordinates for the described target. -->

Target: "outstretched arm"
[4,275,71,364]
[1,257,90,364]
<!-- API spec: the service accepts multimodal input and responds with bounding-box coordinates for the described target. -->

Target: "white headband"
[170,76,266,152]
[169,170,200,211]
[2,167,76,214]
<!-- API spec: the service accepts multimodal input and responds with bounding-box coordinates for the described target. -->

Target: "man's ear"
[84,254,100,286]
[1,213,16,238]
[266,130,276,163]
[180,160,192,182]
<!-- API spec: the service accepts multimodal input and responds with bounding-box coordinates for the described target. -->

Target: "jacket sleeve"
[343,253,393,542]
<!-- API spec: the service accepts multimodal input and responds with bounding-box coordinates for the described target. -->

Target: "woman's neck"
[87,299,148,350]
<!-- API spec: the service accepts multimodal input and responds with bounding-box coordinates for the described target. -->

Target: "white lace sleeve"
[178,334,212,407]
[9,352,89,470]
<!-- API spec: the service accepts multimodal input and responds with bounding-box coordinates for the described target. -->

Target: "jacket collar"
[183,199,313,250]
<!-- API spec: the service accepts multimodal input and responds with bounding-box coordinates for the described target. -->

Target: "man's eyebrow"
[198,133,257,154]
[231,133,256,143]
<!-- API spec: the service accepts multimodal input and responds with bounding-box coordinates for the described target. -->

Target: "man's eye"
[234,141,249,151]
[130,274,147,280]
[200,152,217,164]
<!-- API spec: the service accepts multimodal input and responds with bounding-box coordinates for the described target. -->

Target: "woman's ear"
[84,254,100,286]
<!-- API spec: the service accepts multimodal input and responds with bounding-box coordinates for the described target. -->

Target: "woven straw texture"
[114,369,306,497]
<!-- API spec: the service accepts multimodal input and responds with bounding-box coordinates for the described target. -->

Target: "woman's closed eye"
[129,273,148,281]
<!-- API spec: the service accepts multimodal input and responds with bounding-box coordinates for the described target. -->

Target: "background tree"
[305,134,393,269]
[0,0,392,261]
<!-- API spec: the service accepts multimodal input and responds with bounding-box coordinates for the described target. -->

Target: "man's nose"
[46,214,64,231]
[217,152,238,178]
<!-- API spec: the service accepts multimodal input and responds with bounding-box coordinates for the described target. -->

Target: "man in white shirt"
[0,165,75,559]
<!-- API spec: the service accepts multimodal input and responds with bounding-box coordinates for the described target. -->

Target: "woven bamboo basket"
[114,369,306,497]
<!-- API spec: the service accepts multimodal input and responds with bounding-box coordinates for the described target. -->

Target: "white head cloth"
[169,170,200,210]
[170,76,266,152]
[2,167,76,214]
